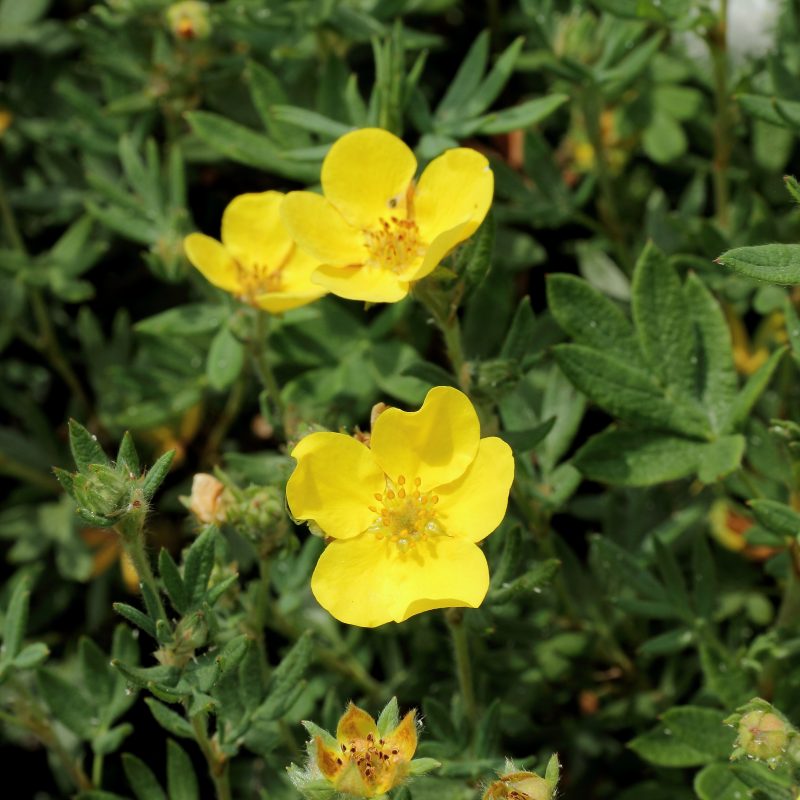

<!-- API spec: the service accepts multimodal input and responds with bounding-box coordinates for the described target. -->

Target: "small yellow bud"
[483,771,551,800]
[187,473,228,524]
[166,1,211,41]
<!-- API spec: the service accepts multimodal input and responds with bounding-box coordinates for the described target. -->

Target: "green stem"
[92,751,104,788]
[117,519,168,622]
[202,369,247,466]
[0,175,91,412]
[190,712,232,800]
[581,89,630,272]
[251,310,285,432]
[708,0,732,230]
[445,609,478,730]
[413,280,469,389]
[777,541,800,630]
[4,679,93,791]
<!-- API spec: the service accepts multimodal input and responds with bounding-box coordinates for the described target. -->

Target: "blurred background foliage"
[5,0,800,798]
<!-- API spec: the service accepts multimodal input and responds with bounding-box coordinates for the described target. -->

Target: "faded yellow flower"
[286,386,514,627]
[281,128,493,303]
[186,473,228,524]
[184,191,327,313]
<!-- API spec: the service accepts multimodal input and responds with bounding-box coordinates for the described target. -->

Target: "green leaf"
[257,632,313,721]
[186,112,319,183]
[182,527,216,607]
[92,723,133,756]
[122,752,167,800]
[748,499,800,537]
[408,758,441,776]
[158,549,188,615]
[206,326,245,392]
[546,273,643,366]
[630,707,734,767]
[68,419,108,471]
[113,602,157,638]
[142,451,176,501]
[575,430,743,487]
[116,432,140,475]
[166,739,199,800]
[455,212,495,292]
[642,111,687,163]
[489,559,560,604]
[270,105,351,138]
[145,698,194,739]
[376,697,400,737]
[724,347,786,432]
[79,637,115,709]
[2,575,30,660]
[599,32,665,95]
[694,764,749,800]
[553,345,708,437]
[684,274,737,434]
[500,296,535,363]
[498,418,556,453]
[717,244,800,284]
[12,642,49,670]
[466,94,568,135]
[461,36,524,120]
[38,669,94,739]
[135,305,226,337]
[631,243,698,404]
[437,31,490,118]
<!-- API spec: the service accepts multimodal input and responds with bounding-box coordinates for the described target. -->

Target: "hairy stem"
[446,608,478,730]
[251,310,285,433]
[190,712,232,800]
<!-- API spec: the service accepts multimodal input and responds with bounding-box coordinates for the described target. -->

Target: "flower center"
[363,217,425,275]
[336,732,402,787]
[367,475,445,552]
[235,261,283,304]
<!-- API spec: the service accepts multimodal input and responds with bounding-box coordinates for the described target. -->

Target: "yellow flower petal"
[220,191,293,270]
[337,703,379,742]
[254,290,327,313]
[183,233,240,292]
[370,386,480,490]
[413,147,493,246]
[412,221,476,281]
[321,128,418,229]
[315,736,343,781]
[287,433,385,540]
[312,264,410,303]
[281,191,367,266]
[311,534,489,627]
[435,437,514,543]
[387,711,417,761]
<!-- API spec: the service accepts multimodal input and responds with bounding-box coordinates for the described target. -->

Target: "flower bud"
[72,464,134,524]
[186,473,228,524]
[289,699,437,799]
[483,757,560,800]
[155,610,208,668]
[737,710,790,761]
[166,1,211,41]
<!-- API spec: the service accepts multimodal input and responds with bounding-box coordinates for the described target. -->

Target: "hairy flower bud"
[738,710,790,761]
[166,1,211,41]
[484,757,560,800]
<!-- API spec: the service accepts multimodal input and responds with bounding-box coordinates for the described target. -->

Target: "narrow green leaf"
[631,243,698,404]
[38,669,94,738]
[123,752,167,800]
[717,244,800,284]
[724,347,786,431]
[376,697,400,737]
[12,642,49,670]
[546,273,643,366]
[79,637,115,709]
[500,296,535,363]
[113,602,157,638]
[748,499,800,536]
[270,105,351,138]
[145,698,194,739]
[575,430,741,487]
[437,31,490,118]
[183,527,217,607]
[206,326,245,392]
[142,451,176,501]
[68,419,108,471]
[135,305,226,337]
[257,632,313,721]
[465,94,568,135]
[462,36,524,120]
[498,418,556,453]
[166,739,199,800]
[3,576,30,660]
[158,549,188,615]
[553,345,709,438]
[456,212,495,292]
[116,432,140,475]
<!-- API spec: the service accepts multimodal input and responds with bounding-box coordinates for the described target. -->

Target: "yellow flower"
[311,702,418,797]
[166,0,211,40]
[483,772,550,800]
[725,306,787,375]
[184,191,327,313]
[286,386,514,627]
[281,128,494,303]
[185,473,229,524]
[81,528,140,594]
